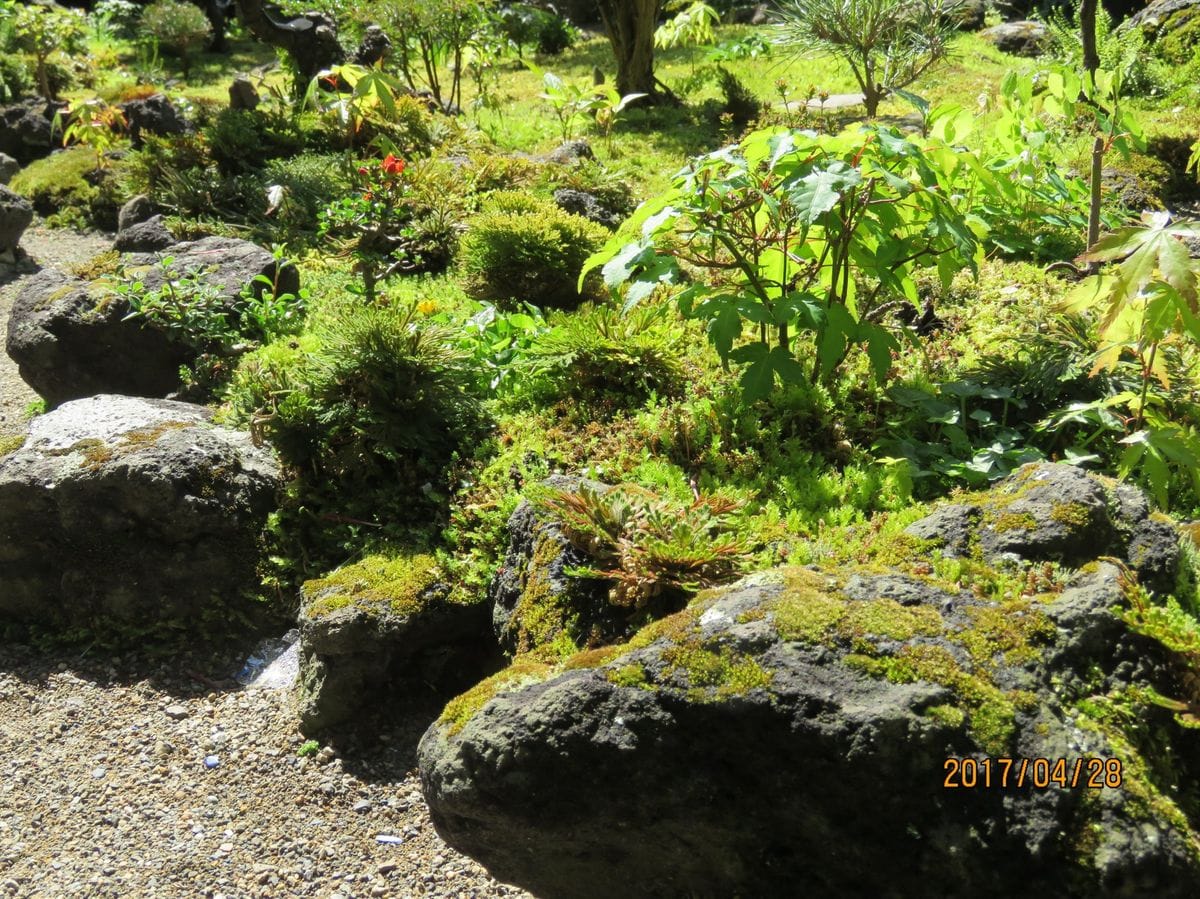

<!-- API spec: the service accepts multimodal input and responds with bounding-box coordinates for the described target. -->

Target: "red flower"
[381,154,406,176]
[357,166,369,175]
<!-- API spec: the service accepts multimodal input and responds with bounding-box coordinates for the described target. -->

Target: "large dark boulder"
[297,553,496,734]
[0,99,65,166]
[420,466,1200,898]
[6,237,299,407]
[0,395,280,637]
[0,186,34,254]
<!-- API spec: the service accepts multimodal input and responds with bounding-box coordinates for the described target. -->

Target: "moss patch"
[507,530,582,656]
[439,657,555,735]
[76,421,192,470]
[0,435,25,459]
[303,552,444,618]
[661,640,773,700]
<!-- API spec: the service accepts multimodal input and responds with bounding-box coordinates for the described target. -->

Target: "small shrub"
[141,0,211,78]
[0,53,31,103]
[532,482,749,609]
[222,301,489,570]
[497,4,577,57]
[11,2,86,99]
[458,192,607,310]
[522,303,686,418]
[774,0,957,117]
[204,108,304,176]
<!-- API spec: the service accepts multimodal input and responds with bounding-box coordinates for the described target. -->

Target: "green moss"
[606,662,651,689]
[509,531,582,655]
[303,552,444,618]
[958,601,1057,668]
[439,657,556,735]
[77,421,192,470]
[991,511,1038,533]
[8,146,127,229]
[68,250,121,281]
[848,644,1026,754]
[925,703,966,728]
[0,435,25,459]
[1050,501,1092,530]
[662,640,772,699]
[769,567,943,645]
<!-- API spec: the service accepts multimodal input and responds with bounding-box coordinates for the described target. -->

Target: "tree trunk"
[233,0,345,83]
[1080,0,1099,81]
[597,0,661,98]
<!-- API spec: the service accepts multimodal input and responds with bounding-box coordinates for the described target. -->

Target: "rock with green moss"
[489,476,628,657]
[906,463,1179,592]
[421,547,1200,895]
[6,237,299,408]
[298,553,496,734]
[1131,0,1200,63]
[0,394,280,640]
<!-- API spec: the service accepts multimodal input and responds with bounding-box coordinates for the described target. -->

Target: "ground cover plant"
[12,0,1200,889]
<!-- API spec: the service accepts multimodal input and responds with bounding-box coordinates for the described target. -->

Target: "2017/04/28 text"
[943,757,1123,789]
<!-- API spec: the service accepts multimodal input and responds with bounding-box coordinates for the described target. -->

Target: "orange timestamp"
[943,756,1123,789]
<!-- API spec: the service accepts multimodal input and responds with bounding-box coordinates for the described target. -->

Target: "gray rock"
[546,139,595,165]
[420,557,1200,897]
[6,237,299,407]
[904,502,979,557]
[0,98,65,166]
[0,395,280,637]
[553,188,623,229]
[0,185,34,252]
[117,194,158,232]
[0,153,18,185]
[113,215,175,253]
[490,477,624,656]
[297,555,494,734]
[904,463,1178,586]
[946,0,986,31]
[119,95,188,149]
[980,21,1049,56]
[228,75,260,111]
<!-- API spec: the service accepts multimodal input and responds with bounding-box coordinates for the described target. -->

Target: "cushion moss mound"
[419,465,1200,898]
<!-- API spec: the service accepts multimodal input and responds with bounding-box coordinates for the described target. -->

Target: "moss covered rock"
[297,552,497,734]
[1131,0,1200,64]
[419,474,1200,898]
[905,462,1179,592]
[489,476,629,658]
[0,395,280,641]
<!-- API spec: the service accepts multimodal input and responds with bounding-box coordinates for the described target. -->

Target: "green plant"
[459,191,608,311]
[583,125,980,400]
[655,1,719,73]
[374,0,496,111]
[297,739,321,757]
[319,153,419,302]
[58,99,127,173]
[496,3,577,58]
[114,253,306,394]
[222,300,488,570]
[1044,4,1163,98]
[531,64,601,142]
[522,302,686,417]
[533,482,749,608]
[141,0,211,78]
[204,108,304,176]
[90,0,142,40]
[774,0,958,117]
[12,3,86,99]
[1059,212,1200,509]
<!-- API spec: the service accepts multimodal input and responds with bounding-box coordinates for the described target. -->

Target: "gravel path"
[0,227,529,899]
[0,226,111,437]
[0,641,528,899]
